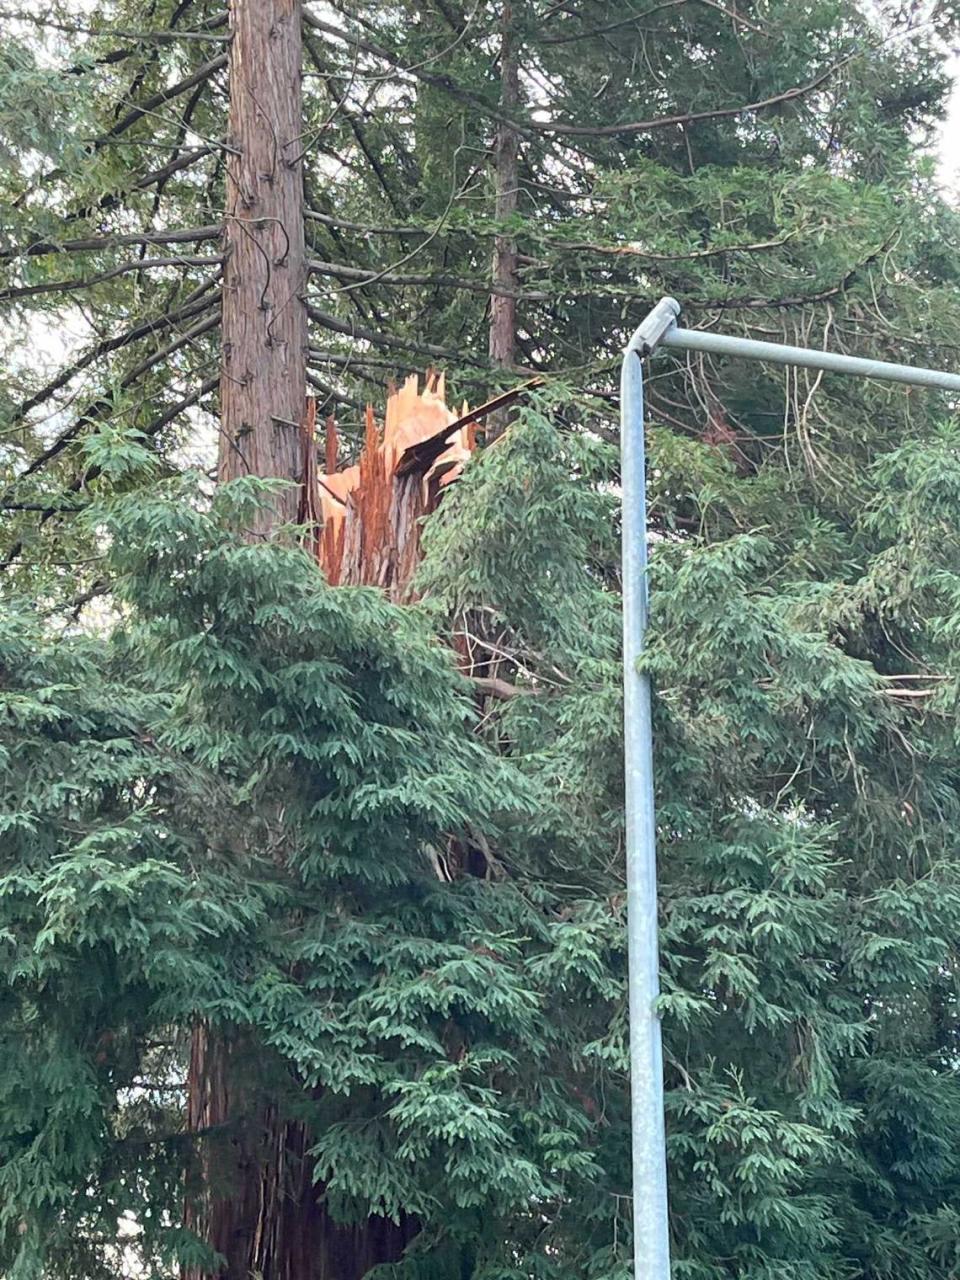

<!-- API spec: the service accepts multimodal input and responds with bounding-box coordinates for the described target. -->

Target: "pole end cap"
[628,296,682,358]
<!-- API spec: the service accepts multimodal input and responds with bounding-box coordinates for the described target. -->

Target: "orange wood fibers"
[304,370,477,601]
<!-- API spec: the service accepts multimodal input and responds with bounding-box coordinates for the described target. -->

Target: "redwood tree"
[218,0,307,531]
[190,3,420,1276]
[6,4,960,1280]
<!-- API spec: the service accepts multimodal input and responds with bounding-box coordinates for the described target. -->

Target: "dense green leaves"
[5,0,960,1277]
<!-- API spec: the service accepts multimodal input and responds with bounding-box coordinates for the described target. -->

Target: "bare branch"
[1,226,222,263]
[693,243,889,312]
[308,349,407,371]
[307,258,542,299]
[134,144,216,191]
[306,372,367,410]
[306,303,479,365]
[306,209,426,238]
[0,256,222,302]
[525,230,797,263]
[471,675,538,700]
[96,55,228,147]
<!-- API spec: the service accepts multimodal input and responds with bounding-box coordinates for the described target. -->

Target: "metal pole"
[620,298,679,1280]
[619,295,960,1279]
[662,324,960,393]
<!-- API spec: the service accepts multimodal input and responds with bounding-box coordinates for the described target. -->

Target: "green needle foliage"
[416,397,960,1278]
[1,479,551,1276]
[4,1,960,1278]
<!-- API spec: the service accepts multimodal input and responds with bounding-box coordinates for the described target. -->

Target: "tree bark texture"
[184,1026,416,1280]
[187,3,418,1275]
[218,0,308,533]
[487,2,520,440]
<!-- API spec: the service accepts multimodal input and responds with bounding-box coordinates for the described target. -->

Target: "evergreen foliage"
[4,1,960,1278]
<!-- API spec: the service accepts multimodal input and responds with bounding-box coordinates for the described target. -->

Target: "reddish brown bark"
[188,367,536,1273]
[487,2,520,440]
[186,1046,382,1279]
[193,5,533,1260]
[184,1028,416,1280]
[218,0,307,534]
[187,2,420,1275]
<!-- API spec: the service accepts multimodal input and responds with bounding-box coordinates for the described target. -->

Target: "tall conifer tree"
[5,4,960,1280]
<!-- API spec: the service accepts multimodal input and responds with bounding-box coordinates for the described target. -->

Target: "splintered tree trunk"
[487,1,519,441]
[185,2,416,1276]
[218,0,307,532]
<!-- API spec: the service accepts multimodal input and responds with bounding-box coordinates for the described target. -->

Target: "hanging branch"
[692,244,890,312]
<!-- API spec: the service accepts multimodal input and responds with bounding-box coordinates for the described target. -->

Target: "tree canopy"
[4,2,960,1278]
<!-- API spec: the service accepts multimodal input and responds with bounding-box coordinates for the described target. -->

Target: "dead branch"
[470,675,538,700]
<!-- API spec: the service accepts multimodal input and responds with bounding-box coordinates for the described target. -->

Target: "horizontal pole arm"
[661,324,960,393]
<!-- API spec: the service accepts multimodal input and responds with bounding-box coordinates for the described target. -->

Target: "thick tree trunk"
[184,1024,416,1279]
[186,4,417,1277]
[218,0,307,532]
[487,2,520,441]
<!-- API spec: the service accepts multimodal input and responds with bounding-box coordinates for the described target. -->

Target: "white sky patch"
[940,55,960,192]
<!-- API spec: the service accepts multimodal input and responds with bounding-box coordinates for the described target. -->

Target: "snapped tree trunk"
[487,1,520,441]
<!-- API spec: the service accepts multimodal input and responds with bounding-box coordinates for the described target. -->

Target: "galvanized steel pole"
[620,297,680,1280]
[620,296,960,1280]
[661,324,960,392]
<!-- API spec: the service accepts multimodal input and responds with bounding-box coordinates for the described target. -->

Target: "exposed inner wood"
[304,370,542,601]
[310,370,475,600]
